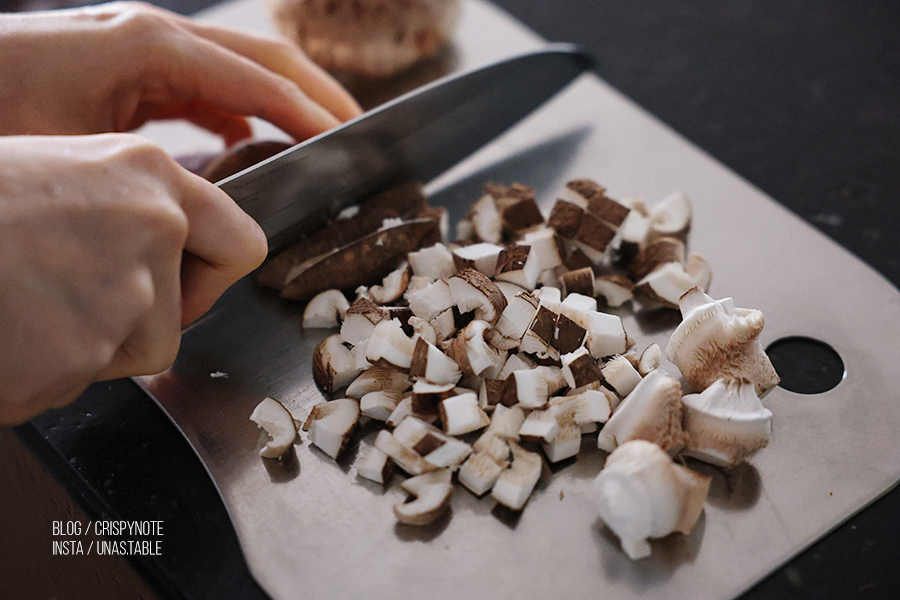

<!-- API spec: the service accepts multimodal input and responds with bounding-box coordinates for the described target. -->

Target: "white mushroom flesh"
[249,397,297,459]
[592,440,711,559]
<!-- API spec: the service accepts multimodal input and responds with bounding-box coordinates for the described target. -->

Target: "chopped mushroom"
[459,450,509,496]
[440,392,490,436]
[313,334,363,393]
[249,397,297,459]
[597,369,686,453]
[491,441,543,511]
[647,191,692,242]
[681,377,773,467]
[601,354,643,398]
[592,440,711,560]
[365,318,416,370]
[303,289,351,328]
[305,398,360,460]
[448,268,508,324]
[394,468,454,526]
[368,261,411,304]
[354,443,394,485]
[666,288,780,396]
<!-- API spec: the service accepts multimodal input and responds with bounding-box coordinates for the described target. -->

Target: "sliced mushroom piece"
[518,304,560,361]
[494,244,541,291]
[550,311,588,355]
[628,237,686,282]
[637,344,662,376]
[448,268,507,324]
[594,273,635,308]
[374,429,436,476]
[365,318,416,370]
[445,320,507,379]
[394,468,454,526]
[459,450,509,496]
[410,380,456,418]
[407,242,456,281]
[346,366,411,399]
[387,396,416,428]
[409,337,462,386]
[440,392,491,436]
[360,389,407,421]
[369,261,411,304]
[682,377,773,468]
[518,408,560,443]
[305,398,360,460]
[684,252,712,292]
[542,422,582,463]
[597,369,686,453]
[634,261,704,309]
[573,212,617,260]
[508,367,550,409]
[486,404,526,440]
[491,441,543,511]
[572,388,619,426]
[249,397,297,459]
[393,416,473,468]
[472,430,511,462]
[561,291,598,313]
[498,192,545,235]
[354,443,394,485]
[611,198,650,267]
[578,310,628,359]
[279,217,437,301]
[452,243,504,278]
[313,334,363,393]
[340,297,389,346]
[478,377,508,410]
[547,198,584,238]
[647,191,691,242]
[592,439,711,560]
[430,309,458,344]
[601,354,643,398]
[521,227,564,272]
[497,352,537,380]
[407,278,455,321]
[302,289,351,329]
[408,316,438,346]
[469,193,503,244]
[493,291,540,343]
[666,287,780,396]
[561,346,603,389]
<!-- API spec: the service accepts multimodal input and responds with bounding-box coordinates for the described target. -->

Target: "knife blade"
[217,44,594,251]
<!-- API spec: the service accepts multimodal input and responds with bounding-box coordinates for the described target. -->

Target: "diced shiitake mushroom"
[304,398,360,460]
[394,468,454,525]
[249,397,297,459]
[593,440,711,560]
[313,334,362,393]
[491,441,543,511]
[302,289,351,328]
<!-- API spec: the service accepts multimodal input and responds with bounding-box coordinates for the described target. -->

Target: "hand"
[0,134,267,425]
[0,1,362,143]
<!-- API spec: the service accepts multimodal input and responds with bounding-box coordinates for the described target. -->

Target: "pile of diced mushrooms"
[249,179,780,560]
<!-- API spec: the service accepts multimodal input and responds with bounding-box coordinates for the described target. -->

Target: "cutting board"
[137,1,900,599]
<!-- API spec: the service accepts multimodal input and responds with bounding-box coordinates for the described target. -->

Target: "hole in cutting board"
[765,336,844,394]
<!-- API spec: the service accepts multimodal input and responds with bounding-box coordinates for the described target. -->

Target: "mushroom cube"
[491,441,543,511]
[305,398,360,460]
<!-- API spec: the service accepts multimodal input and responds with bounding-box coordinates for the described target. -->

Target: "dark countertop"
[4,1,899,599]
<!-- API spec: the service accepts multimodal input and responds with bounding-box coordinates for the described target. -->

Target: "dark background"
[3,0,899,598]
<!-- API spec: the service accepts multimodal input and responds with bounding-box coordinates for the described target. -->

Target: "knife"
[217,44,594,252]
